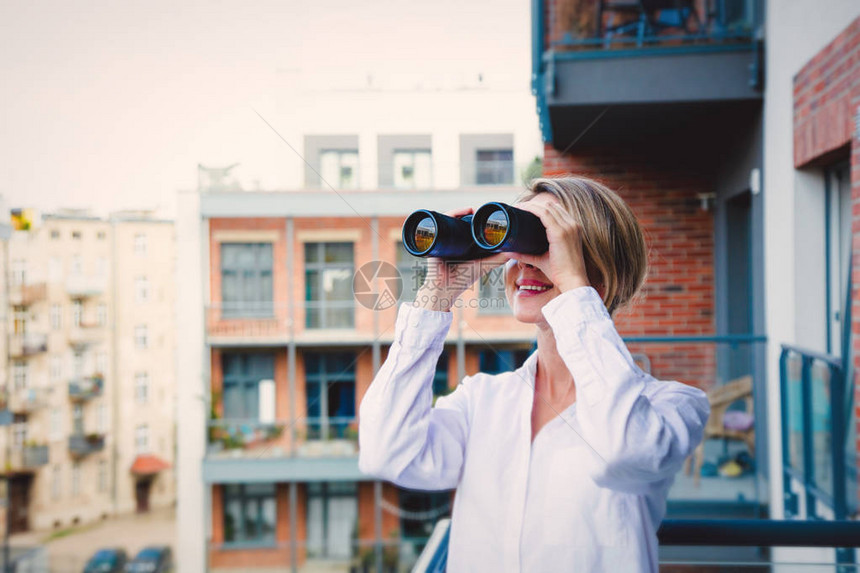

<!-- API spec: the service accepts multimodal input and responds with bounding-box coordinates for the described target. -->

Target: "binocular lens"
[413,216,436,252]
[482,209,509,248]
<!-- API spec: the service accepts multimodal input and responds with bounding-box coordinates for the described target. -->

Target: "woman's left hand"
[510,198,592,293]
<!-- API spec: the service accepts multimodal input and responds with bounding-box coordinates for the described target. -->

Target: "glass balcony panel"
[810,361,833,498]
[786,352,805,475]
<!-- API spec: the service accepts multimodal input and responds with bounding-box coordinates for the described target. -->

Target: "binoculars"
[402,202,549,260]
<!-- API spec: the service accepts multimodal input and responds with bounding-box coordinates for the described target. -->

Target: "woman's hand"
[510,198,592,293]
[413,206,509,312]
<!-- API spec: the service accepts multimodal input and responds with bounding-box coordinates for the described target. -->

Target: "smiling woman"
[357,176,710,573]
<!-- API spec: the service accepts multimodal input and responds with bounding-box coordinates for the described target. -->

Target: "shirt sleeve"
[358,302,471,490]
[541,286,710,493]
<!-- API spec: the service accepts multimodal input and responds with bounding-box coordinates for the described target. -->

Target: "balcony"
[202,418,361,483]
[68,376,104,401]
[8,333,48,358]
[8,445,49,471]
[68,322,105,347]
[532,0,763,148]
[68,433,105,458]
[8,281,47,306]
[65,276,105,298]
[8,387,48,413]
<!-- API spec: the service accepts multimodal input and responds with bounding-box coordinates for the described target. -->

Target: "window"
[134,325,148,349]
[50,356,62,383]
[396,242,426,303]
[135,372,149,404]
[13,362,27,390]
[71,255,82,276]
[479,266,509,314]
[304,242,354,329]
[434,351,450,396]
[52,466,61,500]
[72,300,82,327]
[304,352,355,439]
[98,460,108,493]
[72,231,82,240]
[50,229,60,240]
[479,348,531,375]
[96,351,108,376]
[97,231,106,240]
[135,424,149,454]
[48,257,62,281]
[73,351,85,378]
[307,482,358,559]
[398,487,451,544]
[11,259,26,286]
[135,276,149,303]
[12,416,27,447]
[50,304,62,330]
[50,408,62,440]
[223,483,277,545]
[97,303,107,326]
[134,233,147,256]
[475,149,514,185]
[392,149,432,189]
[220,243,273,317]
[97,403,107,433]
[222,353,274,420]
[72,403,84,434]
[71,462,81,496]
[319,149,359,190]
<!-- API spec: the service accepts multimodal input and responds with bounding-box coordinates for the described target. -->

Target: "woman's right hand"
[412,206,510,312]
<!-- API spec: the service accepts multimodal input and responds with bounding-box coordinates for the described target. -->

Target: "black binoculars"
[402,202,549,260]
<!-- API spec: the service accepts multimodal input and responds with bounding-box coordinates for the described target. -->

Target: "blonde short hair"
[518,176,648,317]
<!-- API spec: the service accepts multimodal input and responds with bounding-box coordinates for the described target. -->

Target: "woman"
[358,176,710,572]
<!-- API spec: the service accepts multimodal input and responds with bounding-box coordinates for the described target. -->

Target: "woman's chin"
[511,293,556,323]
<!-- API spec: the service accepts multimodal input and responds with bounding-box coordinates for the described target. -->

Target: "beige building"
[0,208,176,534]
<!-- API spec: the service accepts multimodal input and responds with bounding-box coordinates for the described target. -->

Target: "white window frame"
[134,233,147,256]
[319,149,359,190]
[135,372,149,404]
[50,304,62,330]
[134,325,149,349]
[135,424,149,455]
[135,276,150,303]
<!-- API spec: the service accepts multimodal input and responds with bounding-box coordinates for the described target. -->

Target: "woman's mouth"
[516,280,553,297]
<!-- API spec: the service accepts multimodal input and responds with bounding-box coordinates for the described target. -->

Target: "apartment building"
[176,76,544,571]
[0,209,176,533]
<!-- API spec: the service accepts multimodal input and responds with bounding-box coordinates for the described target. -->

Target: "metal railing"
[68,433,105,457]
[546,0,758,52]
[8,332,48,358]
[206,417,358,459]
[7,281,47,306]
[68,376,104,401]
[779,345,856,527]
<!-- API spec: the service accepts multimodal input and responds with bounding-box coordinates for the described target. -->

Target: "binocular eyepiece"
[402,202,549,260]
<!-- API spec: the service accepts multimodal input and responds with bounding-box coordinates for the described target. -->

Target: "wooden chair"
[685,375,755,486]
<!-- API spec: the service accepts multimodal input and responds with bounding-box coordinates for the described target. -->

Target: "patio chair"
[684,374,755,486]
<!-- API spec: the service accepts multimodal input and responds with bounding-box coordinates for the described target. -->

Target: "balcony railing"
[8,281,47,306]
[65,276,105,298]
[8,445,49,470]
[8,387,48,413]
[547,0,757,53]
[780,345,857,523]
[68,376,104,401]
[8,332,48,358]
[68,433,105,458]
[206,417,358,460]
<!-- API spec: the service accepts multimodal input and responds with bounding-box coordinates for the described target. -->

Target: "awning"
[130,454,171,476]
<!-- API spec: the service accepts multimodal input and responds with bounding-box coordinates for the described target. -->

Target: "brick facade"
[543,146,717,390]
[793,15,860,504]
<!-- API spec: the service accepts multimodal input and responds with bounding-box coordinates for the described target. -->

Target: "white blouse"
[358,286,710,572]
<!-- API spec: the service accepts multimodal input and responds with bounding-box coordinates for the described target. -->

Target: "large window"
[220,243,273,318]
[479,348,532,375]
[304,242,354,329]
[319,149,359,190]
[392,149,432,189]
[223,483,276,546]
[475,149,514,185]
[222,353,275,420]
[398,487,452,544]
[304,352,355,439]
[307,482,357,559]
[396,242,426,303]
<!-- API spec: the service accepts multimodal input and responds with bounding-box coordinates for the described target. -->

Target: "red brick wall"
[793,17,860,168]
[543,146,717,390]
[793,14,860,509]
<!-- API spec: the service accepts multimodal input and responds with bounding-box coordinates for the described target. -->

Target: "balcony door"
[306,482,358,559]
[304,352,355,439]
[222,353,275,421]
[220,243,273,318]
[825,162,852,358]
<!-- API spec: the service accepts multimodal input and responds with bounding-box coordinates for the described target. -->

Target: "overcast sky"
[0,0,533,218]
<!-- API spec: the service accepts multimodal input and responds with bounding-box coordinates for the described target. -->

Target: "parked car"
[124,546,173,573]
[82,548,128,573]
